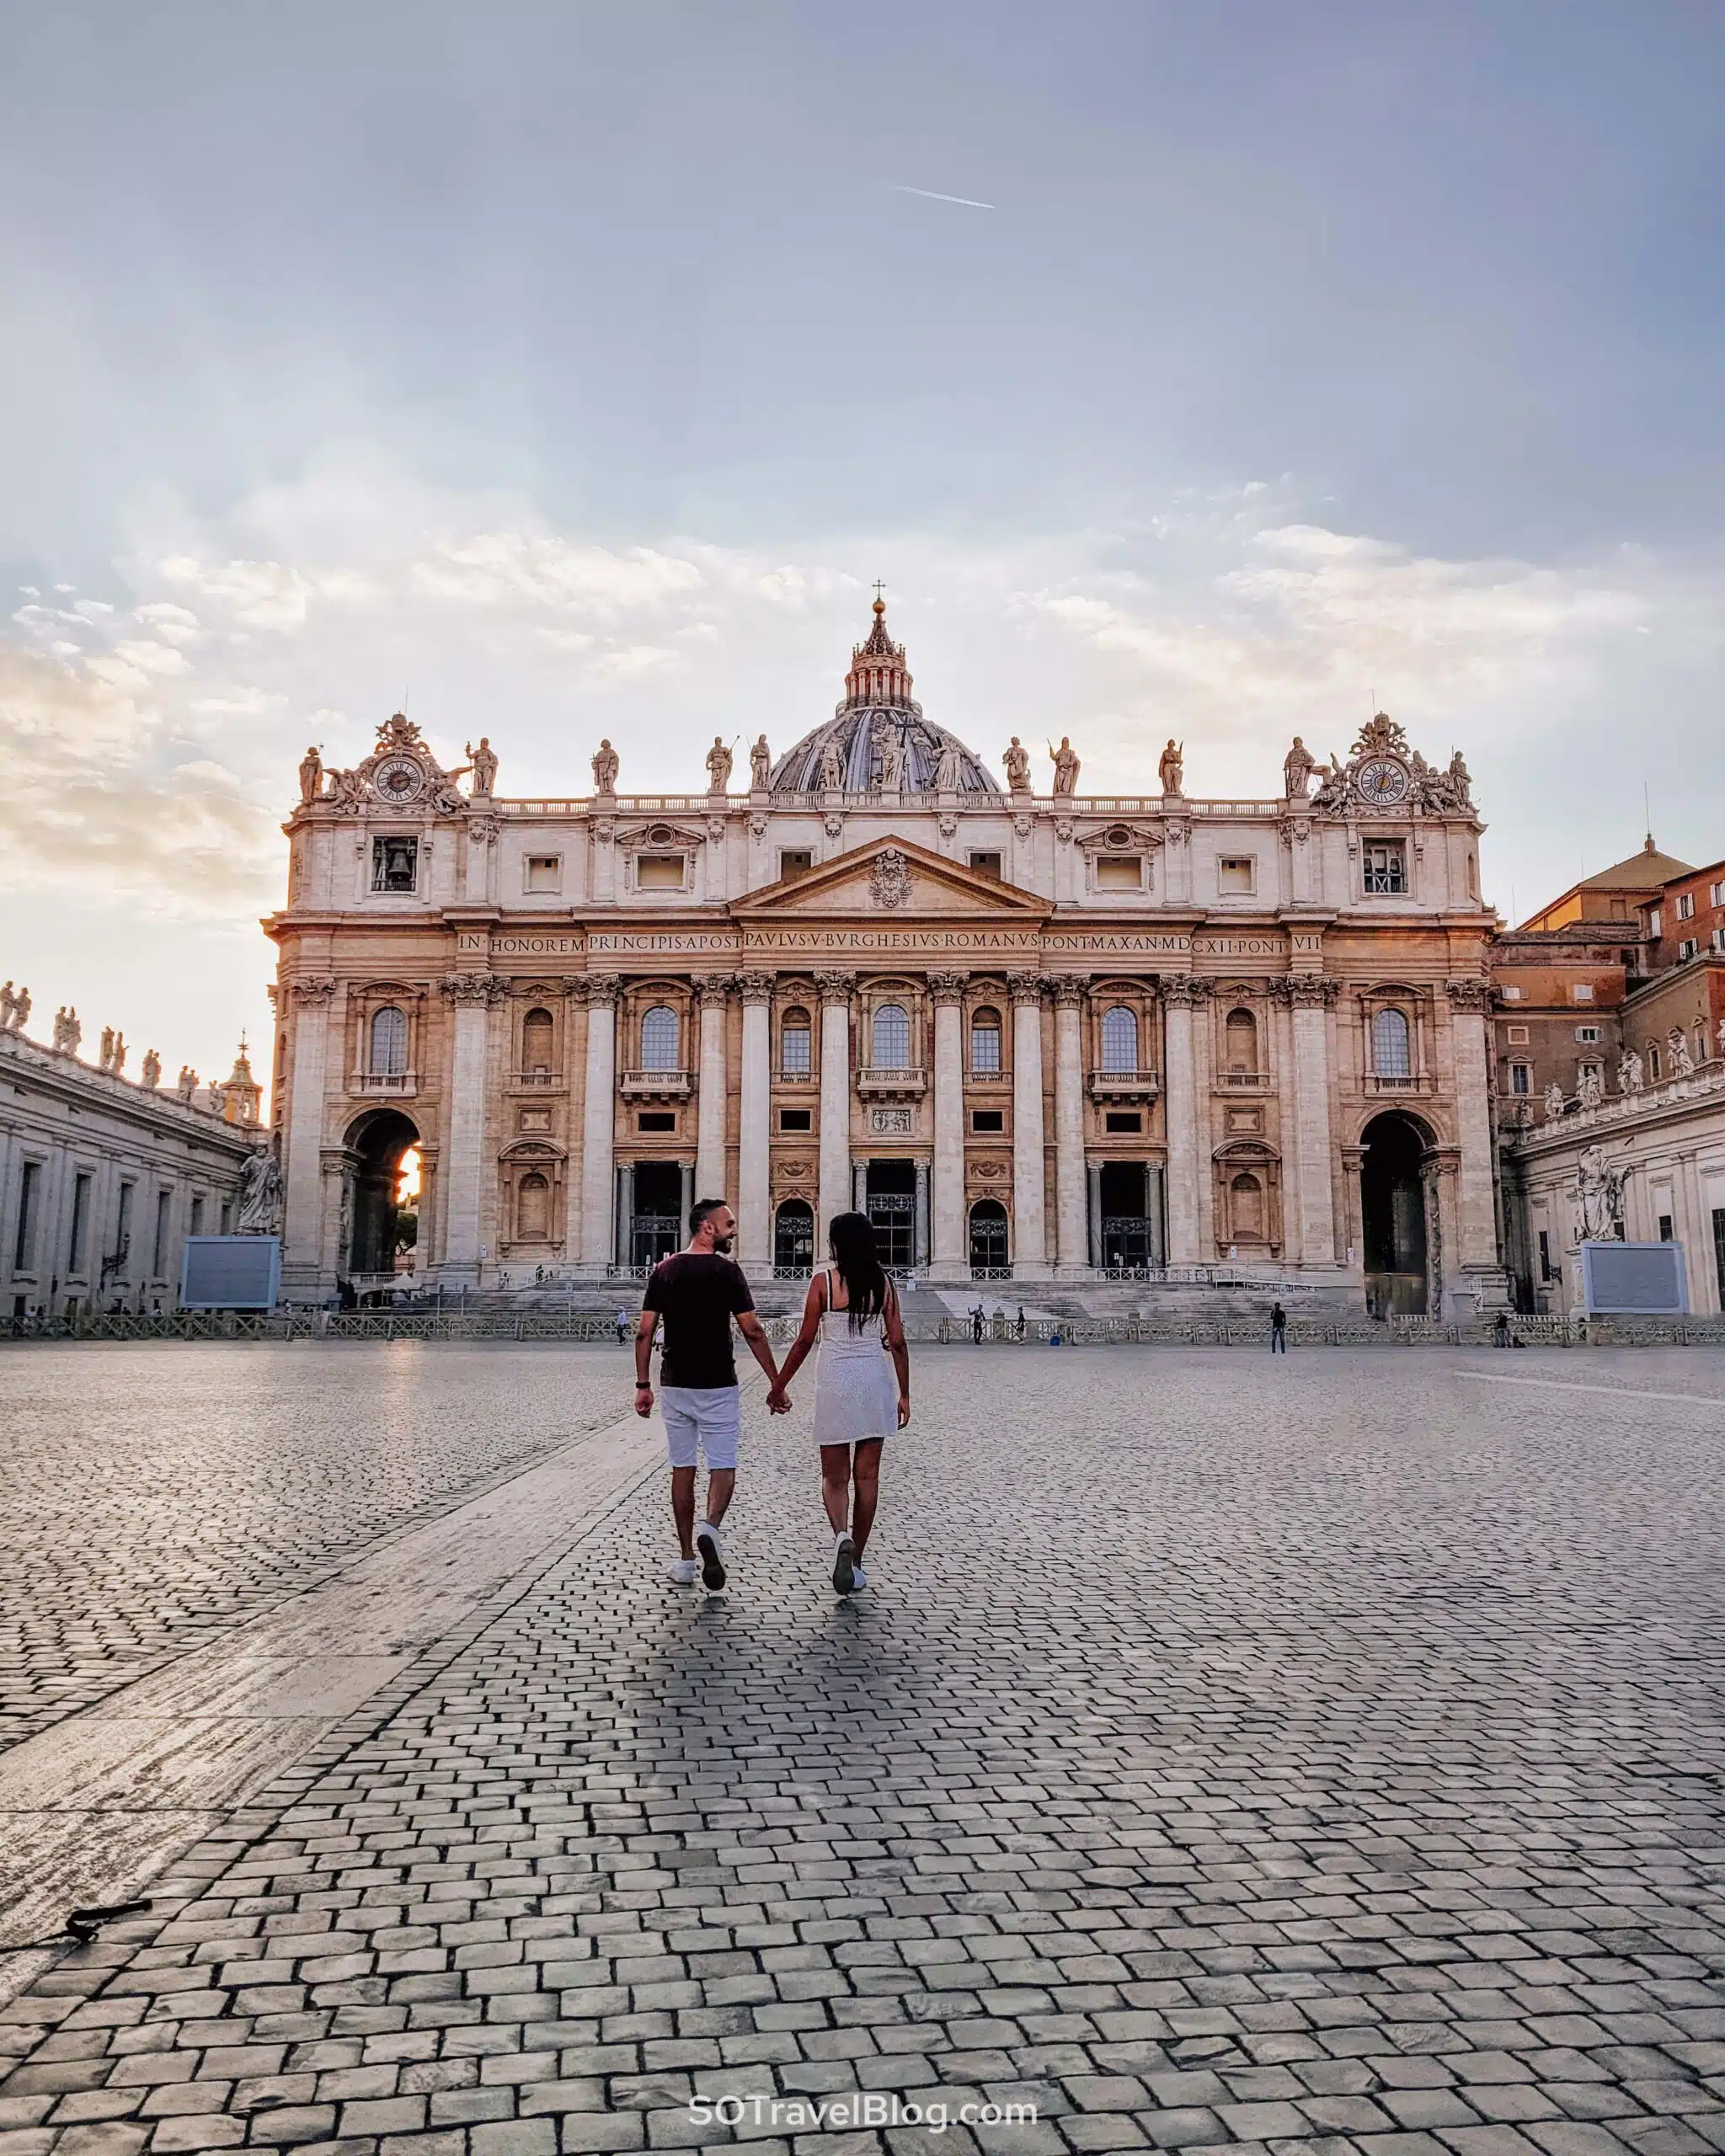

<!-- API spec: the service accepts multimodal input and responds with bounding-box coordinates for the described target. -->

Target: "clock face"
[1355,756,1410,808]
[373,754,426,803]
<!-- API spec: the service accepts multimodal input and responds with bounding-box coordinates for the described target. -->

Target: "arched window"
[516,1172,550,1241]
[1372,1006,1412,1079]
[1225,1007,1258,1075]
[970,1007,1001,1074]
[521,1006,554,1077]
[969,1198,1009,1271]
[780,1007,812,1076]
[872,1002,911,1069]
[1231,1171,1265,1241]
[640,1005,680,1071]
[773,1199,814,1272]
[369,1006,408,1077]
[1101,1005,1138,1075]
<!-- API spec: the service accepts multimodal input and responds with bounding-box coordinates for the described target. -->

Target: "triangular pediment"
[732,835,1048,921]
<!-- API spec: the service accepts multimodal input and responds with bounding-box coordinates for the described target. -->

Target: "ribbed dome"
[768,595,1001,797]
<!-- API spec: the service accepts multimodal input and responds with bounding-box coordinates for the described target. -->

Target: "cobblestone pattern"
[1,1349,1722,2156]
[0,1343,635,1750]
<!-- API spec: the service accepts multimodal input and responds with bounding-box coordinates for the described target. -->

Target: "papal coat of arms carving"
[869,847,911,910]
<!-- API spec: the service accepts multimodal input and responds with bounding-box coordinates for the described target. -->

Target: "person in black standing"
[635,1198,784,1590]
[1270,1300,1288,1353]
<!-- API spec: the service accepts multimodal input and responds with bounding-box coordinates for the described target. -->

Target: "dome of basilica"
[768,595,1001,797]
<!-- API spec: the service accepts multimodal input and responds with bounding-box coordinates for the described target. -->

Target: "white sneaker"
[832,1532,856,1596]
[667,1558,698,1587]
[852,1563,868,1591]
[695,1521,727,1590]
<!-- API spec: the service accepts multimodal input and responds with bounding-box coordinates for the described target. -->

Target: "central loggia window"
[370,1005,409,1076]
[1101,1005,1138,1074]
[970,1008,1001,1073]
[640,1006,681,1070]
[872,1003,911,1069]
[1372,1006,1412,1078]
[781,1008,812,1075]
[371,835,419,894]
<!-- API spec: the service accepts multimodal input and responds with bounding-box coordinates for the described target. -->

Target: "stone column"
[737,974,773,1267]
[816,972,852,1242]
[929,972,967,1278]
[579,976,620,1270]
[1158,975,1209,1264]
[281,975,336,1296]
[1285,979,1339,1270]
[913,1158,930,1269]
[1446,978,1508,1310]
[1008,974,1048,1274]
[694,975,731,1206]
[439,972,497,1285]
[1053,978,1088,1274]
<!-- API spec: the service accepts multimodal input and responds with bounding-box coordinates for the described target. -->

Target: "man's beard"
[711,1231,734,1254]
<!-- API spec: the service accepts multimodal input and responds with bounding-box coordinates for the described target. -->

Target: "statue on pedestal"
[1618,1049,1644,1093]
[705,736,734,794]
[297,745,323,804]
[236,1148,284,1235]
[0,983,27,1033]
[465,737,498,798]
[177,1065,198,1102]
[99,1026,115,1074]
[1669,1026,1696,1078]
[1283,737,1316,799]
[1002,737,1032,793]
[1158,739,1184,797]
[111,1031,126,1077]
[53,1006,81,1056]
[1047,737,1080,795]
[1578,1065,1604,1109]
[141,1049,162,1090]
[933,740,961,793]
[750,734,772,790]
[875,723,906,793]
[818,734,846,791]
[1543,1081,1566,1121]
[1573,1144,1628,1241]
[591,739,620,797]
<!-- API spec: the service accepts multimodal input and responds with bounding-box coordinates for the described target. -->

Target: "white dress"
[810,1268,900,1447]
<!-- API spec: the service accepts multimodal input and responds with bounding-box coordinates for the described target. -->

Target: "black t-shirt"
[643,1251,756,1388]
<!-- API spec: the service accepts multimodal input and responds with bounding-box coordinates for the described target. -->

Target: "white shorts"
[660,1385,741,1471]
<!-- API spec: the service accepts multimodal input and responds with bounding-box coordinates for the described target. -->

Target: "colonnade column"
[1159,975,1207,1264]
[1008,974,1048,1274]
[579,975,619,1270]
[1287,978,1339,1267]
[1446,978,1507,1308]
[929,972,966,1277]
[737,974,773,1267]
[1053,977,1088,1273]
[694,974,730,1208]
[816,971,852,1242]
[281,975,336,1294]
[440,972,497,1283]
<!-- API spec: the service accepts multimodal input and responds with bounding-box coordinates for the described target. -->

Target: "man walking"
[635,1198,783,1591]
[1269,1300,1288,1353]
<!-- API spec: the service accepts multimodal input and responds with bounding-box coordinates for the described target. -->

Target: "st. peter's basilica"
[267,597,1503,1315]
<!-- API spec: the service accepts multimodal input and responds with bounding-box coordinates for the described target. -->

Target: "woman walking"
[770,1210,911,1595]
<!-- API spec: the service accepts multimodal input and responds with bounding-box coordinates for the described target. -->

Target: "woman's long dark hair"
[828,1209,888,1331]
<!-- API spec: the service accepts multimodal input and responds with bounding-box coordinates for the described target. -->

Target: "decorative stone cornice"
[289,976,337,1005]
[927,971,968,1003]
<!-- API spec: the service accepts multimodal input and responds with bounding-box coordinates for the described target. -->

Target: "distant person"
[635,1198,785,1591]
[614,1306,632,1345]
[1493,1310,1511,1348]
[970,1304,985,1344]
[771,1211,910,1596]
[1014,1305,1027,1341]
[1270,1300,1287,1353]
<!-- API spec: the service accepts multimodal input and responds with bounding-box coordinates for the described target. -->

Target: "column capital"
[927,970,969,1003]
[693,972,738,1007]
[583,973,622,1009]
[1445,975,1491,1012]
[440,972,506,1007]
[1274,975,1338,1009]
[1051,975,1089,1010]
[1157,973,1213,1007]
[289,975,338,1006]
[814,969,855,1002]
[738,971,777,1006]
[560,974,589,1001]
[1006,970,1046,1006]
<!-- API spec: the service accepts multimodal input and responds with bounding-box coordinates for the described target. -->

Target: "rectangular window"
[1509,1063,1531,1096]
[778,849,813,878]
[1572,984,1594,1002]
[1574,1025,1600,1044]
[1505,1025,1530,1044]
[1363,841,1407,895]
[780,1023,812,1076]
[1218,856,1254,894]
[968,851,1003,880]
[636,853,685,889]
[12,1161,41,1271]
[1649,907,1663,936]
[970,1108,1005,1134]
[1097,856,1144,891]
[1680,937,1700,960]
[1501,985,1524,1000]
[1104,1111,1142,1134]
[190,1195,205,1237]
[1713,927,1725,953]
[525,854,562,893]
[115,1182,135,1275]
[68,1172,92,1273]
[1658,1214,1674,1242]
[1714,1209,1725,1308]
[1677,891,1696,920]
[636,1111,676,1133]
[777,1107,813,1133]
[152,1190,171,1278]
[1712,882,1725,908]
[371,835,419,893]
[1538,1230,1552,1283]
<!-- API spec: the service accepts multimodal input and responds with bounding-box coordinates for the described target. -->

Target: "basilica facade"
[268,599,1503,1315]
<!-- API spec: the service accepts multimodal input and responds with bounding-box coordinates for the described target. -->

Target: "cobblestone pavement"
[0,1345,636,1749]
[2,1348,1722,2156]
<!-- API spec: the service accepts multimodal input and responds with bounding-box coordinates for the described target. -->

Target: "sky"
[3,1,1722,1086]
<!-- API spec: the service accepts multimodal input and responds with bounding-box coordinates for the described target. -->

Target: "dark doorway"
[632,1161,683,1269]
[864,1159,916,1270]
[774,1199,814,1274]
[1360,1113,1429,1315]
[347,1110,419,1282]
[969,1198,1008,1275]
[1098,1160,1156,1270]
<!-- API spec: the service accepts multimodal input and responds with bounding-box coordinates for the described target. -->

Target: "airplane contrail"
[891,184,996,210]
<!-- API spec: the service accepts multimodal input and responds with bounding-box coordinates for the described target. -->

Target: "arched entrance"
[969,1198,1008,1276]
[863,1159,916,1270]
[345,1109,420,1283]
[773,1198,814,1274]
[1360,1112,1430,1315]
